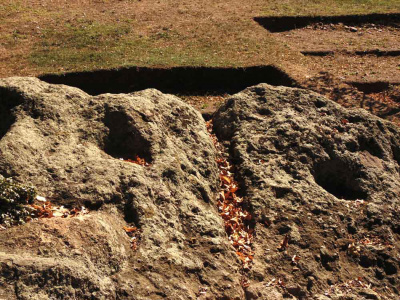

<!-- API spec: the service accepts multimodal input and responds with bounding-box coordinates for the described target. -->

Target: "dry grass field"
[1,0,400,119]
[0,0,398,76]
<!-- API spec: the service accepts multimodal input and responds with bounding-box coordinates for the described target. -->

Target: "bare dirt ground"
[276,23,400,52]
[271,20,400,85]
[179,95,228,118]
[271,20,400,126]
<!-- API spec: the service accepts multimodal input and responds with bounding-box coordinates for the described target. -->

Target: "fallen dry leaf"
[123,155,150,166]
[207,120,254,273]
[277,234,290,251]
[123,226,137,233]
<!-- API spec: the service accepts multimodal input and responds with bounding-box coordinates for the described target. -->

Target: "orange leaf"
[220,175,231,184]
[230,186,239,193]
[277,234,290,251]
[123,226,137,233]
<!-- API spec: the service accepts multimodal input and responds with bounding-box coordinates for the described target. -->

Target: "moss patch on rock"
[0,175,36,227]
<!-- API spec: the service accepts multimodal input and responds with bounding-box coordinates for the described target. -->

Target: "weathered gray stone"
[214,84,400,299]
[0,77,243,299]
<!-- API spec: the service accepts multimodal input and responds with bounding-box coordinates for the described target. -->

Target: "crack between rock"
[206,120,255,293]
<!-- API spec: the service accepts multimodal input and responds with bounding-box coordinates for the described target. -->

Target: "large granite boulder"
[0,77,244,300]
[214,84,400,299]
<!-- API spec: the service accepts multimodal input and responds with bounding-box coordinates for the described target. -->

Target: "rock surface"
[1,78,400,299]
[0,77,243,299]
[214,84,400,299]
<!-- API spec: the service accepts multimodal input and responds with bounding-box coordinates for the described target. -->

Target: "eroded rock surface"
[2,78,400,300]
[0,77,243,300]
[214,84,400,299]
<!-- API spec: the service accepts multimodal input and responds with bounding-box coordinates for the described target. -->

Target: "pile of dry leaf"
[123,226,141,250]
[0,176,88,229]
[206,120,254,287]
[122,155,150,166]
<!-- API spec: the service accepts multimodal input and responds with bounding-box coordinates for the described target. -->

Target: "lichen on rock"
[0,175,36,227]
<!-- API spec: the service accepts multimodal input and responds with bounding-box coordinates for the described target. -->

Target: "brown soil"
[304,73,400,126]
[179,95,228,117]
[263,20,400,126]
[275,23,400,52]
[304,54,400,83]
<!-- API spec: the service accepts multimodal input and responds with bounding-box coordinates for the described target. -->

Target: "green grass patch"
[0,1,22,17]
[29,19,247,72]
[30,38,235,72]
[38,20,131,49]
